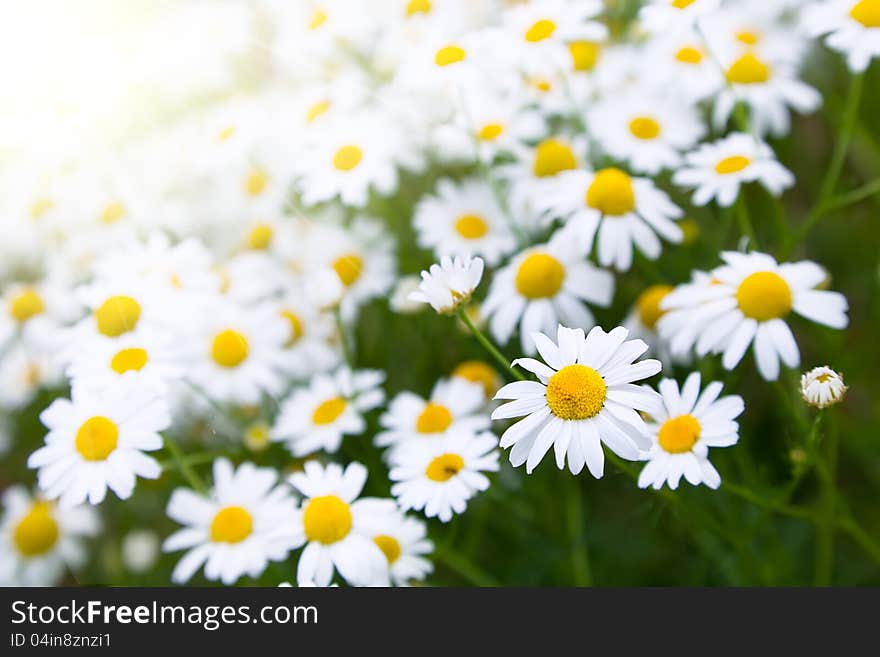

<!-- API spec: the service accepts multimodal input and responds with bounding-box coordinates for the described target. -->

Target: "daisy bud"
[409,255,484,315]
[800,366,847,409]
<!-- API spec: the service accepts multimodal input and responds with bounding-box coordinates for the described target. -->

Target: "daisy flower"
[366,511,434,587]
[639,0,722,35]
[658,251,849,380]
[409,255,484,315]
[272,367,386,456]
[644,32,725,102]
[537,167,684,271]
[800,366,848,409]
[672,133,794,207]
[0,344,62,410]
[638,372,744,490]
[28,379,171,507]
[0,278,80,350]
[0,486,99,586]
[481,235,614,353]
[389,428,499,522]
[163,459,301,585]
[272,293,340,380]
[491,325,662,477]
[451,360,503,401]
[622,284,681,366]
[289,461,398,587]
[803,0,880,73]
[413,178,516,265]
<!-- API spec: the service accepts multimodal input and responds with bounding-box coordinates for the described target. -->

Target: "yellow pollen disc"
[95,295,141,337]
[217,125,236,141]
[515,252,566,299]
[333,253,363,286]
[31,198,55,219]
[533,138,577,177]
[244,168,269,196]
[110,348,148,374]
[569,41,600,71]
[453,360,499,398]
[672,0,697,8]
[725,53,770,84]
[374,535,402,563]
[332,145,363,171]
[455,214,488,239]
[530,77,552,92]
[14,502,59,557]
[525,19,556,42]
[75,416,119,461]
[210,506,253,544]
[629,116,662,140]
[244,422,271,452]
[313,397,346,425]
[817,373,833,383]
[416,402,453,434]
[247,223,273,250]
[586,168,636,216]
[406,0,432,16]
[309,8,328,29]
[435,45,466,67]
[425,453,465,482]
[851,0,880,27]
[478,122,504,141]
[306,99,331,123]
[736,30,760,45]
[23,362,42,387]
[281,310,303,346]
[637,285,674,330]
[715,155,751,174]
[211,329,249,368]
[303,495,352,544]
[546,364,607,420]
[736,271,793,321]
[99,201,126,224]
[9,289,45,323]
[658,414,701,453]
[675,45,704,64]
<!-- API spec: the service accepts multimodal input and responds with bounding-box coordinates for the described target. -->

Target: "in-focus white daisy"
[289,461,398,587]
[413,179,516,266]
[638,372,744,490]
[366,511,434,587]
[673,133,794,207]
[658,252,849,380]
[639,0,722,35]
[538,167,684,271]
[28,379,170,506]
[492,325,662,476]
[409,255,484,315]
[803,0,880,73]
[800,366,848,408]
[481,235,614,353]
[390,428,499,522]
[272,367,386,456]
[163,459,301,585]
[0,486,99,586]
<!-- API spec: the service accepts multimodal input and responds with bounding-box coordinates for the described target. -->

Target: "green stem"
[720,481,814,522]
[163,434,208,494]
[334,308,355,366]
[734,193,757,249]
[814,417,838,585]
[821,177,880,214]
[457,310,525,381]
[433,545,499,587]
[565,477,592,586]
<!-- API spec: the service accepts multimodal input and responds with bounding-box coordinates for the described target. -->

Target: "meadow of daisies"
[1,0,879,587]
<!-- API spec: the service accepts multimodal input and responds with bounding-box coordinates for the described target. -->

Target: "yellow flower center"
[525,19,556,42]
[416,402,453,434]
[75,416,119,461]
[637,285,674,330]
[9,288,45,323]
[569,41,600,71]
[629,116,662,140]
[406,0,432,16]
[303,495,352,544]
[545,364,607,420]
[736,30,760,45]
[851,0,880,26]
[281,310,303,346]
[725,53,771,84]
[31,198,55,219]
[110,347,148,374]
[675,45,704,64]
[306,99,331,123]
[658,414,701,453]
[453,360,498,398]
[435,45,466,67]
[313,397,346,425]
[244,422,271,452]
[244,167,269,196]
[374,534,402,563]
[455,214,488,239]
[477,122,504,141]
[333,253,363,286]
[99,201,126,224]
[586,167,636,216]
[425,453,465,482]
[515,252,566,299]
[332,145,363,171]
[14,502,59,557]
[217,125,236,141]
[672,0,696,8]
[95,295,141,337]
[247,223,273,250]
[210,506,253,544]
[715,155,751,174]
[211,329,249,368]
[736,271,793,321]
[309,8,328,30]
[533,138,578,177]
[530,77,553,92]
